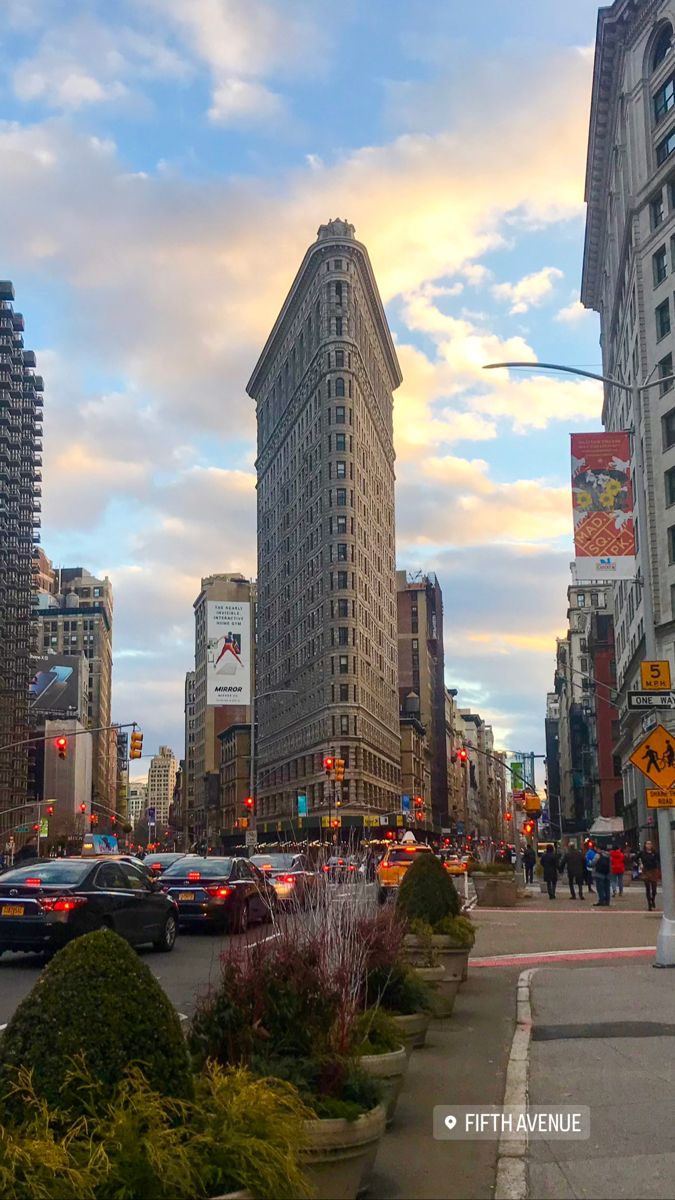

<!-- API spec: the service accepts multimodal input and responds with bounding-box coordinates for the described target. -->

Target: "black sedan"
[0,858,178,956]
[144,852,195,876]
[250,852,318,906]
[162,856,277,932]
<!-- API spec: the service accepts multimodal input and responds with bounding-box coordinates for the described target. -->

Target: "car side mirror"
[149,878,163,892]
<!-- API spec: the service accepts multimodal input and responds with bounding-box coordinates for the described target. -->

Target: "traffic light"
[130,730,143,760]
[32,823,40,832]
[453,747,468,765]
[523,819,535,836]
[331,818,340,829]
[323,756,334,775]
[54,735,68,759]
[90,813,99,825]
[244,795,254,811]
[79,803,86,814]
[334,758,345,782]
[111,814,117,825]
[46,803,54,816]
[504,811,512,822]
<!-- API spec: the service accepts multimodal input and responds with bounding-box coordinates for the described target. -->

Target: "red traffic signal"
[46,803,54,816]
[32,823,40,832]
[456,747,468,764]
[323,756,334,774]
[244,796,254,810]
[504,811,512,822]
[79,803,86,814]
[414,796,424,808]
[54,735,68,760]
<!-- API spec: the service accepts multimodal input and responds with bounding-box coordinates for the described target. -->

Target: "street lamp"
[484,359,675,967]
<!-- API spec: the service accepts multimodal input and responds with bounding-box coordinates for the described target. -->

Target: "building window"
[339,684,349,702]
[653,24,674,73]
[665,408,675,449]
[337,571,348,588]
[335,404,346,423]
[336,488,347,506]
[338,655,349,674]
[336,460,346,478]
[655,75,675,123]
[660,352,674,394]
[654,245,668,284]
[335,379,345,399]
[336,516,347,533]
[657,128,675,166]
[335,317,343,335]
[577,593,586,608]
[335,433,346,451]
[338,627,349,645]
[667,466,675,506]
[652,192,665,228]
[337,543,348,561]
[334,259,343,270]
[657,298,671,339]
[335,350,344,368]
[669,525,675,563]
[340,715,349,735]
[335,282,343,305]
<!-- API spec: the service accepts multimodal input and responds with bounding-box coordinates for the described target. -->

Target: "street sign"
[456,821,465,834]
[647,788,675,808]
[630,723,675,789]
[642,712,658,734]
[401,794,411,813]
[297,793,307,817]
[245,829,256,847]
[147,806,156,823]
[364,815,379,827]
[14,824,29,833]
[640,660,672,692]
[38,818,48,838]
[321,816,330,828]
[628,691,675,710]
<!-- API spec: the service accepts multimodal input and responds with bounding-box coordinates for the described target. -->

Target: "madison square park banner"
[570,432,636,581]
[206,601,251,706]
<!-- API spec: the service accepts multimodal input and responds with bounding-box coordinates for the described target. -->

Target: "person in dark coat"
[523,845,536,885]
[638,841,660,911]
[560,843,585,900]
[540,847,559,899]
[13,839,38,866]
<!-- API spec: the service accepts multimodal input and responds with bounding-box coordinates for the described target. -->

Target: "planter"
[403,935,471,982]
[211,1193,253,1199]
[301,1104,386,1200]
[412,965,460,1018]
[472,874,518,908]
[389,1009,430,1050]
[359,1045,408,1125]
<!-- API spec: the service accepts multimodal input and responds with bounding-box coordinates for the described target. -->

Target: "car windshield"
[251,855,295,870]
[0,860,92,885]
[147,854,184,866]
[387,849,432,864]
[162,857,233,878]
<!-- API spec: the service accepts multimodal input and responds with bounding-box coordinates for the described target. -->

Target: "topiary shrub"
[396,851,460,927]
[0,928,192,1115]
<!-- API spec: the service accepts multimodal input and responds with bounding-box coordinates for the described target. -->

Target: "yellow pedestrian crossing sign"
[630,723,675,790]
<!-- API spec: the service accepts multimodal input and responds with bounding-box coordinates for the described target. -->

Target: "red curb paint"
[472,947,655,968]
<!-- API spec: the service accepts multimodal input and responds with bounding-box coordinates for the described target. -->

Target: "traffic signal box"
[130,730,143,760]
[334,758,345,782]
[54,735,68,759]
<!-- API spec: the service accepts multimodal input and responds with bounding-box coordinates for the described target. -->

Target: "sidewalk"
[528,962,675,1199]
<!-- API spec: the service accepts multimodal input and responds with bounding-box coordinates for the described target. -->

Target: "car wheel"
[264,895,276,923]
[236,901,249,934]
[153,913,177,953]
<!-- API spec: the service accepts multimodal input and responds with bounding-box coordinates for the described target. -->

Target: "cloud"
[493,266,564,314]
[208,78,284,124]
[556,298,594,324]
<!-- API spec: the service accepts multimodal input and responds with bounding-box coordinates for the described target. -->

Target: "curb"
[494,966,537,1200]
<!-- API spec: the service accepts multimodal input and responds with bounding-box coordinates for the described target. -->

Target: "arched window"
[652,23,673,72]
[335,377,345,397]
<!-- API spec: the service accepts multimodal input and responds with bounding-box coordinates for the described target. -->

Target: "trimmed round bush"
[396,852,460,926]
[0,928,192,1113]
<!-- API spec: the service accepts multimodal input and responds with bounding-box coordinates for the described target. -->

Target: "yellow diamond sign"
[630,723,675,790]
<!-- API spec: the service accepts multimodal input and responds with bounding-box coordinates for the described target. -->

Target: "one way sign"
[627,691,675,711]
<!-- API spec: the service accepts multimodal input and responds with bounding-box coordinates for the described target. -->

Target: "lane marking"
[245,931,280,951]
[473,946,654,969]
[494,966,536,1200]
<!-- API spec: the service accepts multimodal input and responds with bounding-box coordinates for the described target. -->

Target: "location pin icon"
[444,1114,457,1131]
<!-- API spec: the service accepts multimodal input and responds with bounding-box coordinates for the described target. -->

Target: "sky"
[0,0,606,775]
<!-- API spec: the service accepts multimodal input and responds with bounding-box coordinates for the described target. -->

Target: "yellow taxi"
[376,843,433,900]
[440,852,469,876]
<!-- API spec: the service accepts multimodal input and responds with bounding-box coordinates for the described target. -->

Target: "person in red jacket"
[610,845,626,897]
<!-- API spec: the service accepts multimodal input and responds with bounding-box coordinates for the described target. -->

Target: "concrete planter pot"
[389,1010,430,1050]
[301,1104,387,1200]
[471,873,518,908]
[359,1045,408,1126]
[403,935,471,982]
[412,965,460,1018]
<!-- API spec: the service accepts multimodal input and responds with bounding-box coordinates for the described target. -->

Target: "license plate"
[1,905,25,917]
[178,892,195,901]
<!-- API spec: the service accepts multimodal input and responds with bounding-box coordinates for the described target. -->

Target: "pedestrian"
[610,845,626,897]
[13,838,38,866]
[539,846,559,900]
[638,840,660,911]
[584,842,596,894]
[560,842,585,900]
[592,847,611,907]
[523,845,536,885]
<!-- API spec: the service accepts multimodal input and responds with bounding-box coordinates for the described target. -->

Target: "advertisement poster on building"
[29,656,84,715]
[206,601,251,706]
[570,432,635,580]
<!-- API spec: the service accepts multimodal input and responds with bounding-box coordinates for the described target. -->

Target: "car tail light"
[205,886,232,898]
[276,874,295,885]
[348,864,355,871]
[40,896,88,912]
[25,878,42,887]
[187,871,201,880]
[322,865,330,872]
[150,863,162,871]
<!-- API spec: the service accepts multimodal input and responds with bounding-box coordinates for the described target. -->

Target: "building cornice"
[246,223,402,397]
[582,0,663,311]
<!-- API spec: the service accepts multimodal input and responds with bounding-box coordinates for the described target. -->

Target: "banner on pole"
[571,432,635,580]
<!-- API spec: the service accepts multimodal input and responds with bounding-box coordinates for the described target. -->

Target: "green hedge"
[0,929,192,1114]
[396,851,460,926]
